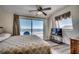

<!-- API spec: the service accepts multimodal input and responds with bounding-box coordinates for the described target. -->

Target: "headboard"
[0,27,4,33]
[0,27,3,28]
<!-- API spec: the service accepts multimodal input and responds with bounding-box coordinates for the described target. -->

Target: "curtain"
[43,19,49,40]
[55,11,71,21]
[13,14,20,35]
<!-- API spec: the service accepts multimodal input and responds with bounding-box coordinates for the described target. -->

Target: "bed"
[0,34,51,54]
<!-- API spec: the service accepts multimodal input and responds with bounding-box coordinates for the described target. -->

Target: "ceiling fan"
[29,6,51,16]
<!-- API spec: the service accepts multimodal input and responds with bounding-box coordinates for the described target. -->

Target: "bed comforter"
[0,35,51,54]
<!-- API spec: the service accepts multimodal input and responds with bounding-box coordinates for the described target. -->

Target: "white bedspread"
[0,35,50,54]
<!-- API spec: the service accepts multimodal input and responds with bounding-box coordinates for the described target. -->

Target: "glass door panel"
[32,20,43,39]
[19,19,31,35]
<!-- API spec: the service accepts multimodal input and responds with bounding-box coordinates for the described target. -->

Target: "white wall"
[0,9,13,34]
[49,6,79,44]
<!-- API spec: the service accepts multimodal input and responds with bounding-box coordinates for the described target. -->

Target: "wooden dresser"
[71,37,79,54]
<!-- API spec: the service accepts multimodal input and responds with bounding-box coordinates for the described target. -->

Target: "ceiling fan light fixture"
[37,11,42,15]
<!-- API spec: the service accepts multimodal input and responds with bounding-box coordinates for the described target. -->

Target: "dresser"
[71,37,79,54]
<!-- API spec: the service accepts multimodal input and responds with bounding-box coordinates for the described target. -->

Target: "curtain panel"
[13,14,20,35]
[55,11,71,21]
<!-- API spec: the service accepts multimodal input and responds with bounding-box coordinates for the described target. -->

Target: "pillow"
[0,28,3,34]
[0,33,11,41]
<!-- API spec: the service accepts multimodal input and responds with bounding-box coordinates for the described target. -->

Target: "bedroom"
[0,5,79,54]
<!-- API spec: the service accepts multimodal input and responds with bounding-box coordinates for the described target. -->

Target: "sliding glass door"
[32,20,43,39]
[19,17,43,39]
[19,19,31,35]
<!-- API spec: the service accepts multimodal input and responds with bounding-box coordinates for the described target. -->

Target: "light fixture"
[37,11,42,15]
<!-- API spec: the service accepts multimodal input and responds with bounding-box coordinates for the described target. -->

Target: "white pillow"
[0,33,11,41]
[0,28,3,34]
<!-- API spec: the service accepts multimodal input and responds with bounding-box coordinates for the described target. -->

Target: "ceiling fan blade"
[29,10,38,12]
[42,7,51,10]
[42,11,47,16]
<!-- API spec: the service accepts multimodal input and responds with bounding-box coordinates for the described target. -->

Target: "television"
[51,28,62,36]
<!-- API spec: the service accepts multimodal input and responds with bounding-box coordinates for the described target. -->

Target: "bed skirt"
[1,46,51,54]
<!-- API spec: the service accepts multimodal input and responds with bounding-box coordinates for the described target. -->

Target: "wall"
[49,6,79,44]
[0,9,13,34]
[47,17,53,40]
[43,18,53,40]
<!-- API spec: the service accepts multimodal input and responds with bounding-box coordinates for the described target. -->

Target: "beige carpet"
[47,41,59,47]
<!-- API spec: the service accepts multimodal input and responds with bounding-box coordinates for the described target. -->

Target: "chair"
[23,31,30,35]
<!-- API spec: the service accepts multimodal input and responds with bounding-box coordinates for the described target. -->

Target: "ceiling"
[0,5,66,18]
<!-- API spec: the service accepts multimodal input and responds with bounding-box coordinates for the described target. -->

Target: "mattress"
[0,35,51,54]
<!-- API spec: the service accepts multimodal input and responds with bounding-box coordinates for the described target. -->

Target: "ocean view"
[19,19,43,39]
[20,29,43,39]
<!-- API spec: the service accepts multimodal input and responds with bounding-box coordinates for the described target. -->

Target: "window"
[32,20,43,39]
[19,17,44,39]
[19,19,31,35]
[56,17,73,29]
[55,12,73,29]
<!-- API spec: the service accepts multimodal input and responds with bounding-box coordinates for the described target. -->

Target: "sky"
[59,18,73,28]
[19,19,43,29]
